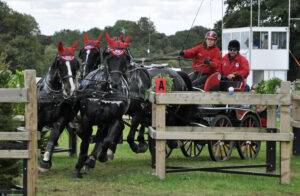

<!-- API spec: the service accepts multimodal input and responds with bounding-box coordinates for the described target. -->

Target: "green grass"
[36,128,300,196]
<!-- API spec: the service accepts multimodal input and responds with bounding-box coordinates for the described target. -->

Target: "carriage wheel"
[237,114,261,159]
[208,115,235,161]
[165,143,173,158]
[180,140,205,158]
[180,118,208,158]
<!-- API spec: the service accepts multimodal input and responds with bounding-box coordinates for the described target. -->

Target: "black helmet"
[228,40,240,51]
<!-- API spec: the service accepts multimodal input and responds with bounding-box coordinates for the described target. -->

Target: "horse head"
[53,41,80,98]
[102,32,131,89]
[78,33,102,79]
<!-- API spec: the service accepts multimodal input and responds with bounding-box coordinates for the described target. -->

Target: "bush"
[0,54,22,189]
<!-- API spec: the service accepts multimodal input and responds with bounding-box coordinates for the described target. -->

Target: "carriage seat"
[204,72,247,92]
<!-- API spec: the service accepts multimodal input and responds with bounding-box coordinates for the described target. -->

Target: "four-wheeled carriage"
[167,72,263,161]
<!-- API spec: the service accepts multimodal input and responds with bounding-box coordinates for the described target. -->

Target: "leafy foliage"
[254,77,282,94]
[0,57,21,189]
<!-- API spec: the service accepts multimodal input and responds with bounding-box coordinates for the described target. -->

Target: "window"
[222,33,231,51]
[253,31,268,49]
[271,32,287,49]
[232,32,240,42]
[253,70,264,84]
[241,32,249,49]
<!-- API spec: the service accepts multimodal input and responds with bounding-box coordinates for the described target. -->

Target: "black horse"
[74,33,131,178]
[65,33,103,152]
[125,64,152,153]
[83,63,192,169]
[38,42,80,171]
[78,33,102,79]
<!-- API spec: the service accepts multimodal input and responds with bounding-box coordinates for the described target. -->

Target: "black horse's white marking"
[78,33,102,80]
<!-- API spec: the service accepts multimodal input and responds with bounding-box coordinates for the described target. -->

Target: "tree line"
[0,0,299,79]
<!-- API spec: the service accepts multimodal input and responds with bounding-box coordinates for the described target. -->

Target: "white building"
[222,27,289,86]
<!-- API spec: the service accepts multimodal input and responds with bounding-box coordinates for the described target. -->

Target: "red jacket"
[220,53,250,79]
[183,44,221,75]
[220,53,250,91]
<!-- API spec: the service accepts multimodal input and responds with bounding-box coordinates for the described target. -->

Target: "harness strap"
[290,50,300,67]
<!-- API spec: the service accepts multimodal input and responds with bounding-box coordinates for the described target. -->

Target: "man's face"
[206,38,216,47]
[228,48,238,58]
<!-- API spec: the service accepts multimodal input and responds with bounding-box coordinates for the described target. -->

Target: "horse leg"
[74,119,93,178]
[39,118,67,171]
[126,115,141,153]
[66,123,77,157]
[137,124,148,153]
[96,124,110,162]
[84,124,108,169]
[148,132,156,168]
[98,120,124,162]
[109,121,125,159]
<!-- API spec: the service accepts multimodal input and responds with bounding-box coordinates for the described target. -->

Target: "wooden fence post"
[25,70,37,196]
[279,81,292,184]
[153,103,166,179]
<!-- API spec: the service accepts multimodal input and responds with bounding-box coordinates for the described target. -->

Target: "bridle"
[56,56,78,99]
[79,46,101,79]
[102,48,129,85]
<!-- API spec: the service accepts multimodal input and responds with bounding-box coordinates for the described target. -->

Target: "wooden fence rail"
[149,81,293,184]
[0,70,37,196]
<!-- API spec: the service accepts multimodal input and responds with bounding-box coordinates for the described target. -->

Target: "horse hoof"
[107,149,114,160]
[151,162,156,169]
[129,143,140,153]
[74,171,83,178]
[84,158,96,169]
[137,142,149,153]
[39,160,52,171]
[98,153,108,162]
[38,166,49,173]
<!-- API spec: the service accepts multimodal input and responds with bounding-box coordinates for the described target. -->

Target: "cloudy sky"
[3,0,224,36]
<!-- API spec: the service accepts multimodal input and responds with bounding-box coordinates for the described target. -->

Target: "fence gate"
[0,70,37,196]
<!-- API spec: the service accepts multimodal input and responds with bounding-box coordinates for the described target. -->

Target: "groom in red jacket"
[179,31,222,89]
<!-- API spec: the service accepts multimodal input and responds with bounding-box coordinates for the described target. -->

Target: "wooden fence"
[0,70,37,196]
[292,81,300,155]
[149,81,293,184]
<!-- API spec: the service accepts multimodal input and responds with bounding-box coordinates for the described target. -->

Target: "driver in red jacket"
[179,31,222,89]
[219,40,250,91]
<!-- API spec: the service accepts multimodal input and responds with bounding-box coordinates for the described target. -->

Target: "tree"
[0,1,45,75]
[0,52,21,189]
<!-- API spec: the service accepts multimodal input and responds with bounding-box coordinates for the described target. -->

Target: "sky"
[3,0,224,36]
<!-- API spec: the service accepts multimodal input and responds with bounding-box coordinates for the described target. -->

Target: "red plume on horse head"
[83,33,102,49]
[105,32,131,49]
[57,41,77,60]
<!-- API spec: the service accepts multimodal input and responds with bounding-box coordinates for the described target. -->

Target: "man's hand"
[227,74,235,79]
[179,50,185,57]
[203,58,211,65]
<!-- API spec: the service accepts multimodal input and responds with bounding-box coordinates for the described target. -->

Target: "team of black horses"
[37,32,194,178]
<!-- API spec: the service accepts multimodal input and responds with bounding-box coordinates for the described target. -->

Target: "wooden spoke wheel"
[165,143,173,158]
[180,140,205,158]
[208,115,235,161]
[237,114,261,159]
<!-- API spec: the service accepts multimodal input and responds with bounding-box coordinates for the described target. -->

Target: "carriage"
[158,70,266,161]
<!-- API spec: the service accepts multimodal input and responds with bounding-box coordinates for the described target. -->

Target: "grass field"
[37,128,300,196]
